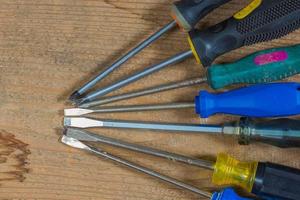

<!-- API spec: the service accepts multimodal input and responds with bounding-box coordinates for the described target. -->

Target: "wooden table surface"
[0,0,300,199]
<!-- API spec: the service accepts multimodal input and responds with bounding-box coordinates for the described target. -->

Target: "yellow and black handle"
[188,0,300,67]
[171,0,231,31]
[212,154,300,200]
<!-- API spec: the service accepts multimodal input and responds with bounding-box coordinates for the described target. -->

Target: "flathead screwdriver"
[77,0,300,104]
[64,128,300,200]
[66,102,194,115]
[67,82,300,118]
[69,0,231,101]
[79,44,300,108]
[62,135,251,200]
[64,117,300,148]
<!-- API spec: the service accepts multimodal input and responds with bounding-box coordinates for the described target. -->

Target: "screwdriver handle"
[188,0,300,67]
[195,82,300,118]
[212,153,258,193]
[238,118,300,148]
[171,0,231,31]
[253,162,300,200]
[211,188,252,200]
[207,44,300,89]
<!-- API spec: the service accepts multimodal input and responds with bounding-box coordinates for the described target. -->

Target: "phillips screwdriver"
[64,117,300,148]
[64,128,300,200]
[69,0,231,101]
[79,44,300,108]
[79,77,205,108]
[67,82,300,118]
[76,0,300,104]
[61,134,251,200]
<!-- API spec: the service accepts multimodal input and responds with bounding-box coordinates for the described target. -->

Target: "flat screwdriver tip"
[64,117,72,126]
[64,117,104,128]
[61,135,90,150]
[64,108,93,116]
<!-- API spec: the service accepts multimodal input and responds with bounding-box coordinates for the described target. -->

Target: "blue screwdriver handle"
[211,188,252,200]
[195,82,300,118]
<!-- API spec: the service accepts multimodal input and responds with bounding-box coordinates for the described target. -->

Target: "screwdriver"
[67,82,300,118]
[64,117,300,148]
[67,102,194,115]
[76,0,300,104]
[79,44,300,108]
[64,128,300,200]
[61,134,252,200]
[79,77,205,108]
[69,0,231,101]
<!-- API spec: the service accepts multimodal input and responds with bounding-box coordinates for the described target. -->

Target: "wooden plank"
[0,0,299,199]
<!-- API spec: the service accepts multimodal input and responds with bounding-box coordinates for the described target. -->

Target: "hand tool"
[64,128,300,200]
[79,77,205,108]
[61,134,251,200]
[76,0,300,104]
[67,82,300,118]
[79,44,300,108]
[69,0,231,102]
[66,102,194,115]
[64,117,300,148]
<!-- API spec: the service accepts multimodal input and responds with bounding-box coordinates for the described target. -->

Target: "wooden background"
[0,0,300,199]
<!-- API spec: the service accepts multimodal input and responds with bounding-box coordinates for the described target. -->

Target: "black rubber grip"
[253,162,300,200]
[189,0,300,67]
[238,118,300,148]
[172,0,231,31]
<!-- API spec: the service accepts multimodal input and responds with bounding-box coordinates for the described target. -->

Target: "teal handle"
[207,44,300,89]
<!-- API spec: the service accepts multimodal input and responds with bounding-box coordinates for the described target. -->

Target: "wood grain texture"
[0,0,300,199]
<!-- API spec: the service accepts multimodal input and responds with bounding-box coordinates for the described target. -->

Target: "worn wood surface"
[0,0,300,199]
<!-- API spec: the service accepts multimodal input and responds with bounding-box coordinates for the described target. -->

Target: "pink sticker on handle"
[254,50,288,66]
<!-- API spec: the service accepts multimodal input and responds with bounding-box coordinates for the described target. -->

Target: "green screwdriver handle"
[207,44,300,89]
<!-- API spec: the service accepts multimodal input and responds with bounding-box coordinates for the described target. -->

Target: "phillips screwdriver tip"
[69,91,82,102]
[64,108,93,116]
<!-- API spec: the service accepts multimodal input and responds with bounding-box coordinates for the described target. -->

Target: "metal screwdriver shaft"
[64,117,222,133]
[61,135,212,198]
[79,77,206,108]
[63,117,300,148]
[69,20,177,101]
[65,128,215,169]
[69,0,233,102]
[66,102,194,116]
[76,50,193,105]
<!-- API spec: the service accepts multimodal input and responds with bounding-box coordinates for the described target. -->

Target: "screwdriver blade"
[61,135,91,150]
[64,117,104,128]
[63,117,223,133]
[66,102,195,116]
[65,128,215,169]
[69,20,177,101]
[78,77,206,108]
[61,133,212,198]
[64,108,94,116]
[77,50,194,104]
